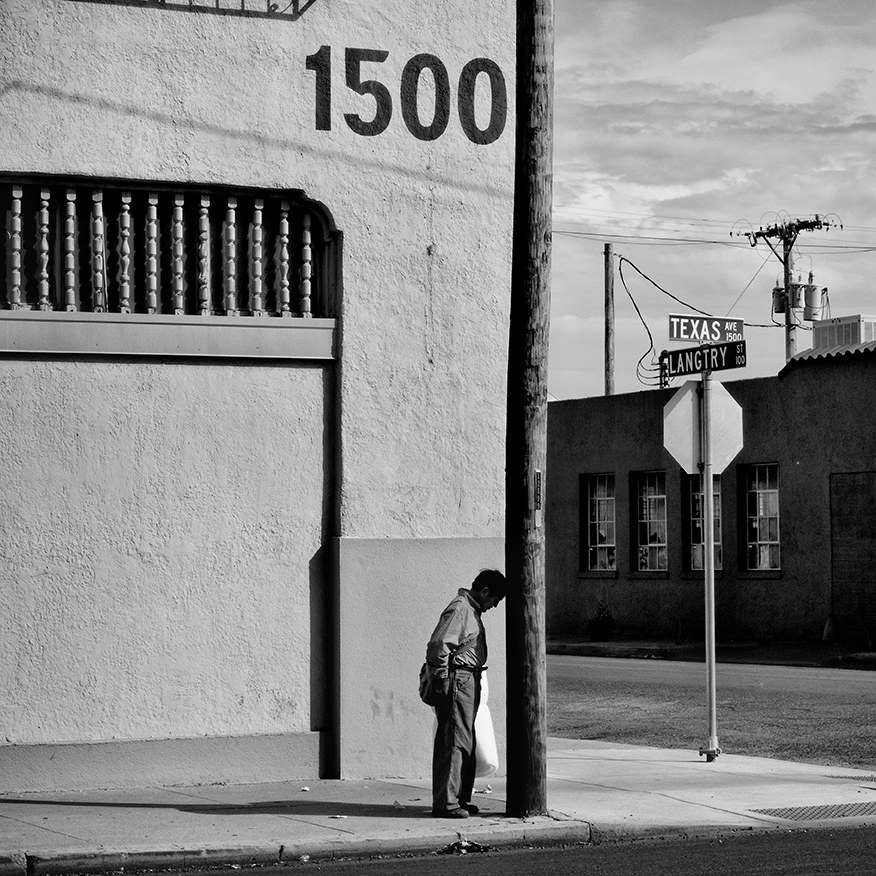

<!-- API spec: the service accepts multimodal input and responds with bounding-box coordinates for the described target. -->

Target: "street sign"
[663,380,743,475]
[663,340,746,379]
[668,314,744,344]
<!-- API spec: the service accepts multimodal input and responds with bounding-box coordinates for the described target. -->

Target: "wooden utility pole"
[604,242,614,395]
[783,236,796,360]
[505,0,554,818]
[744,216,839,361]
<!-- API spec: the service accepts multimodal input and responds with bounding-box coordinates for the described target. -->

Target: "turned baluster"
[299,212,312,318]
[145,194,158,313]
[278,200,291,317]
[224,196,238,315]
[8,186,23,309]
[172,194,185,314]
[119,193,132,313]
[37,189,52,310]
[64,189,77,311]
[91,191,106,312]
[197,195,211,315]
[250,198,264,315]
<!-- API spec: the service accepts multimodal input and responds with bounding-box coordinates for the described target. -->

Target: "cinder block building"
[0,0,514,791]
[547,328,876,648]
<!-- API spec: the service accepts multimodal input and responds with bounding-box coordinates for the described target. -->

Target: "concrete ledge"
[0,732,322,793]
[0,311,336,360]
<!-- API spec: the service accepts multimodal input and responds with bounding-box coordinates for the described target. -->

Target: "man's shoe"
[432,807,470,819]
[459,802,479,814]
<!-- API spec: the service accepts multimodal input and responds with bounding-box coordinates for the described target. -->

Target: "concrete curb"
[10,817,595,875]
[9,816,876,873]
[0,853,26,876]
[27,847,283,876]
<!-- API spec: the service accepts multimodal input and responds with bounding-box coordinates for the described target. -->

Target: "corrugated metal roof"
[790,339,876,362]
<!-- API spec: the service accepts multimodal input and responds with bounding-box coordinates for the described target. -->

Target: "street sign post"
[663,316,745,763]
[700,372,719,763]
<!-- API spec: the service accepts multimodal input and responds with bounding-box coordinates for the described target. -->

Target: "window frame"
[1,174,339,361]
[687,472,723,572]
[742,463,781,571]
[632,470,668,573]
[581,473,617,572]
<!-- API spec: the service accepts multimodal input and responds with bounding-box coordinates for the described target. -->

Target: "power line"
[617,255,780,329]
[724,256,770,316]
[558,209,876,236]
[616,258,663,387]
[552,228,876,253]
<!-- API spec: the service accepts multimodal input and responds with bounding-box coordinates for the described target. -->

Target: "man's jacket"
[426,588,487,679]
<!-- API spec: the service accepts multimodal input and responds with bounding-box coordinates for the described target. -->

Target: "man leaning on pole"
[423,569,507,818]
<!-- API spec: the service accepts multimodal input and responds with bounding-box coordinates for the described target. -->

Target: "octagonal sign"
[663,380,743,475]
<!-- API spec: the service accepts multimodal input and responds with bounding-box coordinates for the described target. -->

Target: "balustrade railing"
[2,178,327,318]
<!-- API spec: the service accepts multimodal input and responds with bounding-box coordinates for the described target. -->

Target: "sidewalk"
[3,738,876,875]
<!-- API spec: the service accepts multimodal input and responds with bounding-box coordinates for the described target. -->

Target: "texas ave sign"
[668,314,744,344]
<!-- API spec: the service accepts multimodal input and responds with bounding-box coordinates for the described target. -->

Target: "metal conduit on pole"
[505,0,554,817]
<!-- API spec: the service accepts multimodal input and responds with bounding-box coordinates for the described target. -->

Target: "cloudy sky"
[549,0,876,399]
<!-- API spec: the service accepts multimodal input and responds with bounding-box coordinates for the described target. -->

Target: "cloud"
[548,0,876,402]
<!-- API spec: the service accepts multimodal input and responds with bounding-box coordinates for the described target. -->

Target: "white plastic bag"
[475,670,498,777]
[474,703,498,777]
[430,670,499,777]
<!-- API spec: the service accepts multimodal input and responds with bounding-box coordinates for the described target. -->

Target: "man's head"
[470,569,507,612]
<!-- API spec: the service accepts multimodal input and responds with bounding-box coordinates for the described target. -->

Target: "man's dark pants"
[432,668,481,813]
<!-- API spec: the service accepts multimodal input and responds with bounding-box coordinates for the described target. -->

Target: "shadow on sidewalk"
[0,798,435,819]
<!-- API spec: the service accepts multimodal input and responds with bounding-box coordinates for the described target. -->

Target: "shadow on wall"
[310,543,338,779]
[310,342,340,778]
[65,0,319,22]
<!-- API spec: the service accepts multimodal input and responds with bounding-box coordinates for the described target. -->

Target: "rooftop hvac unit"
[811,314,876,350]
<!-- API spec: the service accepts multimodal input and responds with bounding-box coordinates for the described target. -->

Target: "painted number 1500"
[305,46,508,145]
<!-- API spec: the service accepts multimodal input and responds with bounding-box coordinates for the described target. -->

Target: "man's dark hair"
[471,569,507,599]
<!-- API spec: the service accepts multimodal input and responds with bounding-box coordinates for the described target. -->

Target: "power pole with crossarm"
[743,215,840,360]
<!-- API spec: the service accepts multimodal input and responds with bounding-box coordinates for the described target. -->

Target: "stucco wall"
[0,0,513,540]
[0,360,329,747]
[0,0,513,785]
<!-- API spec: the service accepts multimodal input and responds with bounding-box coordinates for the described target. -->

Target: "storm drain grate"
[751,801,876,821]
[825,775,876,783]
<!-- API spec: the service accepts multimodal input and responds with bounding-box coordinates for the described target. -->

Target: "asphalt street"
[195,825,876,875]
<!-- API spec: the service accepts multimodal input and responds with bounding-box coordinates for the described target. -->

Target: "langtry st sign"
[663,340,746,379]
[668,314,744,344]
